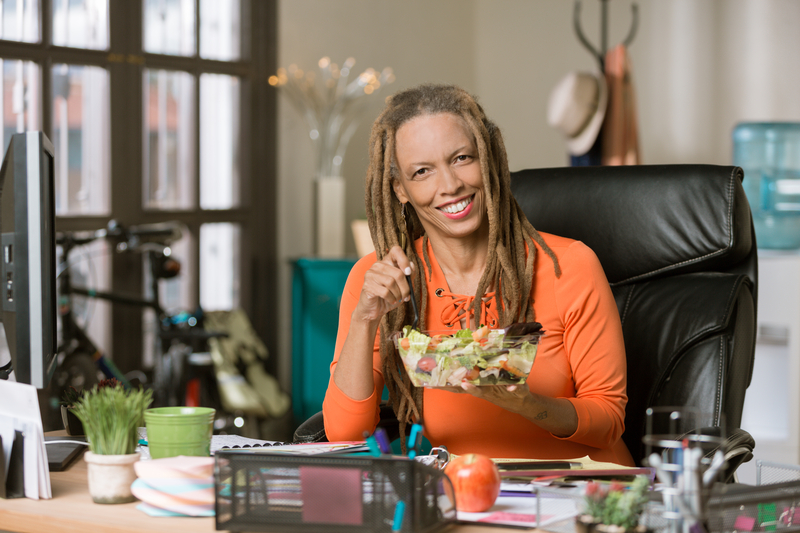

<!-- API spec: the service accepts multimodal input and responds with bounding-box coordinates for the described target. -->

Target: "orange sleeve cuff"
[322,371,382,442]
[553,397,591,442]
[552,397,624,448]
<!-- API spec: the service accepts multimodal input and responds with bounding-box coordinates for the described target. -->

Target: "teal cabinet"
[291,257,357,424]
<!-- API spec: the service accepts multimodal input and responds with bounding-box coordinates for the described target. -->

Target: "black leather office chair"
[295,164,757,481]
[511,164,757,478]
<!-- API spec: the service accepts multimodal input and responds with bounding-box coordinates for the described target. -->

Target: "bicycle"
[51,220,220,413]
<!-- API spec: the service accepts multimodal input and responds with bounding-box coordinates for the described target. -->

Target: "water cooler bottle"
[733,122,800,249]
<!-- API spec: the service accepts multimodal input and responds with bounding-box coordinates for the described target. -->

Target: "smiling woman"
[322,84,634,466]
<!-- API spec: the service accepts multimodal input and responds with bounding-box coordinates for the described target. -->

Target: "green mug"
[144,407,215,459]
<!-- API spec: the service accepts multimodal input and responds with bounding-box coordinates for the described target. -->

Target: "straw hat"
[547,71,608,156]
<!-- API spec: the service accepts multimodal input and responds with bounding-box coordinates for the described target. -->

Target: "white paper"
[0,379,51,499]
[22,420,39,499]
[209,434,282,454]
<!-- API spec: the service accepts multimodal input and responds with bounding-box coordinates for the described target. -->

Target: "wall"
[275,0,800,425]
[275,0,478,391]
[475,0,800,171]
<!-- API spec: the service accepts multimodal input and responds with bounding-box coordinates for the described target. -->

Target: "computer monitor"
[0,131,58,389]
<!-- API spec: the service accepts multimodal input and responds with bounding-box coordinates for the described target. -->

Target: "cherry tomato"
[417,356,437,372]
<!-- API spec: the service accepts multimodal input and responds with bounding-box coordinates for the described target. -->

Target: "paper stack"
[0,380,51,499]
[131,456,215,517]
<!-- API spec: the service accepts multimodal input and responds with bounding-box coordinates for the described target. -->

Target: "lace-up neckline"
[435,288,498,329]
[418,238,501,329]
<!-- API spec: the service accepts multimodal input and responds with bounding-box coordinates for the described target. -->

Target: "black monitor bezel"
[0,131,58,389]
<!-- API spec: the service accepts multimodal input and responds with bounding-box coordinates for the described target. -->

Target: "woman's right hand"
[354,245,415,324]
[333,245,415,400]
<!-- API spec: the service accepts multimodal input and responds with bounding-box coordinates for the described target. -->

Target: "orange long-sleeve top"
[323,232,634,466]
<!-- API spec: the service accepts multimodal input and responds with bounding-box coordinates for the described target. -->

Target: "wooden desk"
[0,453,515,533]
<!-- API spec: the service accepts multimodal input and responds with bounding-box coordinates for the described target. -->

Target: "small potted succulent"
[60,378,122,436]
[70,381,153,504]
[576,475,651,533]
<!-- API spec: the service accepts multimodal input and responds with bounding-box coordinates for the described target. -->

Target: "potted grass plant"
[576,475,651,533]
[71,381,153,504]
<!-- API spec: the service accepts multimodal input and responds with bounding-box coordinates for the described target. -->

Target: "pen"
[392,500,406,531]
[374,427,392,454]
[363,431,381,457]
[407,421,424,459]
[496,461,581,471]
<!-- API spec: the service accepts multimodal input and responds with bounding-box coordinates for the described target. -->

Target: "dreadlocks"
[365,84,561,438]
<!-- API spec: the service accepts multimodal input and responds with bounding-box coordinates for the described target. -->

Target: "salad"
[395,324,544,387]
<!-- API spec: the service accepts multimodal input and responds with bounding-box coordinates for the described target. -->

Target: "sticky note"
[300,466,363,525]
[734,515,756,531]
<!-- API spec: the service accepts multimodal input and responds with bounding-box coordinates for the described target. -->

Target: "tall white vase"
[315,175,346,258]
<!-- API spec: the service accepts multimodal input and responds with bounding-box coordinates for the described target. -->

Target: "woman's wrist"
[350,306,382,336]
[519,392,578,438]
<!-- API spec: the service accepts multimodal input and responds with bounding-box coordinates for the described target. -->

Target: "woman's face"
[392,113,487,242]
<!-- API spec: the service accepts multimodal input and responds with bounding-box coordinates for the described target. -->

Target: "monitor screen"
[0,131,58,389]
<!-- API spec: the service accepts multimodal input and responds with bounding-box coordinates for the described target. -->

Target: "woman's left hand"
[436,382,530,415]
[435,381,578,438]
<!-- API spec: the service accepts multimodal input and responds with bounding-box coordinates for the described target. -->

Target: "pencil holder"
[214,452,456,532]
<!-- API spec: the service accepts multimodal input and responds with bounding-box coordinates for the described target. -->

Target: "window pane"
[52,64,110,216]
[199,223,240,311]
[142,228,194,368]
[52,0,109,50]
[143,0,195,56]
[57,238,112,359]
[1,59,41,154]
[199,0,241,61]
[199,73,240,209]
[0,0,39,43]
[143,69,195,210]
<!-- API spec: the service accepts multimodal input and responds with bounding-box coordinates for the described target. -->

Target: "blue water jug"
[733,122,800,249]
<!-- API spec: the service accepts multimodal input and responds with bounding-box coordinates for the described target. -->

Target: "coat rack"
[573,0,638,72]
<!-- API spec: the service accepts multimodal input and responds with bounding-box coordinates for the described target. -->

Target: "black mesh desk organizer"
[214,451,456,532]
[705,481,800,533]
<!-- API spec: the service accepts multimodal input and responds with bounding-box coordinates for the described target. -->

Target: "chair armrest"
[674,426,755,484]
[292,403,405,444]
[293,411,328,443]
[716,427,755,483]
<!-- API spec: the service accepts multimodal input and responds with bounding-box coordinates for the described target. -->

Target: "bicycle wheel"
[52,351,101,395]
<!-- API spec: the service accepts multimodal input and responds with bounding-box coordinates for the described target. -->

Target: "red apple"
[444,453,501,512]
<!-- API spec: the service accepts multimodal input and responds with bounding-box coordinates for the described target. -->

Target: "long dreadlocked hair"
[365,84,561,438]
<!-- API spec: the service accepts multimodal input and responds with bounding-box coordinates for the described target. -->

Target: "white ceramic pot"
[84,451,140,504]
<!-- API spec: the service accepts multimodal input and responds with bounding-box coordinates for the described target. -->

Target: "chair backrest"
[511,165,757,465]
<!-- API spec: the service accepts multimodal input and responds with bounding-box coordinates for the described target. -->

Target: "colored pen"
[374,427,392,454]
[363,431,381,457]
[392,500,406,531]
[407,421,424,459]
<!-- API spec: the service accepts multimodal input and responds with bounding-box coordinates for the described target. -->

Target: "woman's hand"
[437,382,578,438]
[353,245,415,325]
[333,246,415,401]
[437,383,530,413]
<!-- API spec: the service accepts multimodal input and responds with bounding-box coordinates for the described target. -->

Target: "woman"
[322,84,634,465]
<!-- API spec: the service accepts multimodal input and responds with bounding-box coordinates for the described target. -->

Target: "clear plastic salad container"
[394,324,544,387]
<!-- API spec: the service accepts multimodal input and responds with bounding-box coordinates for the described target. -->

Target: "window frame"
[0,0,278,378]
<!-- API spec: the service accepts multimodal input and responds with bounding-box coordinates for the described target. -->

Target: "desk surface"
[0,451,521,533]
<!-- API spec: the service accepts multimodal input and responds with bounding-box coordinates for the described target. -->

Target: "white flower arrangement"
[269,57,394,178]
